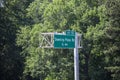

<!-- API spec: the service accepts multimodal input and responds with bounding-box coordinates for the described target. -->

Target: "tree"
[0,0,33,80]
[104,0,120,79]
[17,0,120,80]
[17,0,76,79]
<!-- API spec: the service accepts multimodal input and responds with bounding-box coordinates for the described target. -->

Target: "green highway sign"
[65,30,76,35]
[54,34,75,48]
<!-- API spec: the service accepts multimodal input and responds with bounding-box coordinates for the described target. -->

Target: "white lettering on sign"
[72,38,75,42]
[54,34,75,48]
[65,38,71,42]
[54,37,75,42]
[54,38,64,42]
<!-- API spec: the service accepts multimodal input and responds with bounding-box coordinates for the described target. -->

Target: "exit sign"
[54,34,75,48]
[65,30,76,35]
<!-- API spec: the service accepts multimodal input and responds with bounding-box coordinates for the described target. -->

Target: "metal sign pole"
[0,0,4,7]
[74,33,79,80]
[40,31,81,80]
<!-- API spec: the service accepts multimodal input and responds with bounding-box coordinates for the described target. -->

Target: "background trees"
[104,0,120,80]
[0,0,120,80]
[0,0,32,80]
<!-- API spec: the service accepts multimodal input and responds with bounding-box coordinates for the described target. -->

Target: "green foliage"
[9,0,120,80]
[103,0,120,80]
[0,0,33,80]
[0,0,22,80]
[16,0,108,80]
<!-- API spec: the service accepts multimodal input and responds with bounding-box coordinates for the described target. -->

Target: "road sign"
[65,30,76,35]
[54,34,75,48]
[40,31,81,80]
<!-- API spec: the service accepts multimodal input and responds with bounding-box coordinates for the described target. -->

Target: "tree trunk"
[84,53,90,80]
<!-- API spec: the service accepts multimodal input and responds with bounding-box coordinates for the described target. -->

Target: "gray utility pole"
[40,31,82,80]
[0,0,4,7]
[74,33,79,80]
